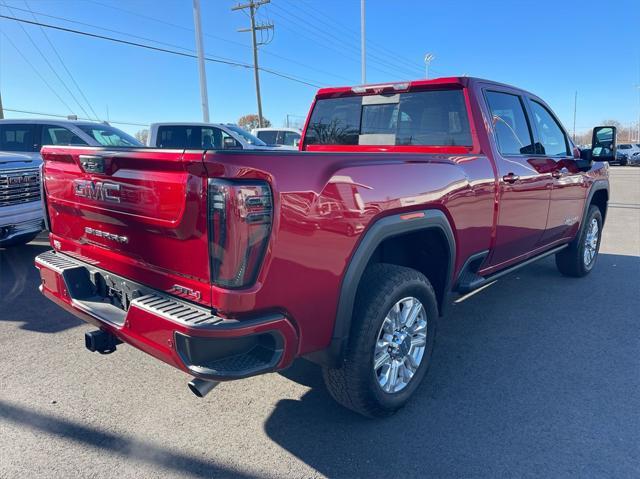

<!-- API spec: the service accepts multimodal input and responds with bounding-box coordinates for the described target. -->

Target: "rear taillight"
[208,179,273,289]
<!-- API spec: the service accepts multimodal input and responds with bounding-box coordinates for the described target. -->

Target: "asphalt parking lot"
[1,167,639,478]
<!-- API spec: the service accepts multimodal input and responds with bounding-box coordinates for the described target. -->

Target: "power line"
[83,0,349,83]
[267,6,414,81]
[3,107,148,127]
[0,2,92,119]
[290,1,438,76]
[269,2,423,80]
[0,14,323,88]
[22,0,100,120]
[0,31,76,115]
[5,3,352,84]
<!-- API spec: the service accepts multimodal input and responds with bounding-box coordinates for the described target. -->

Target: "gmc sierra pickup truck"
[35,77,615,417]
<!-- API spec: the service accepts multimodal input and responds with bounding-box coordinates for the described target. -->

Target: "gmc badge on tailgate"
[74,180,121,203]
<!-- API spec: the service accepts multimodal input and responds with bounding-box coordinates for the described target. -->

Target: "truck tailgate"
[41,147,212,305]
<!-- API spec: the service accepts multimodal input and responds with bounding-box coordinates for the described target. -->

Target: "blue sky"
[1,0,639,136]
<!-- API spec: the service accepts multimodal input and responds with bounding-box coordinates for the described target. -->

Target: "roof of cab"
[314,76,533,99]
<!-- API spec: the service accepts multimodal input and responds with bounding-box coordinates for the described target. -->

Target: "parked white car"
[148,122,281,150]
[0,119,141,247]
[251,127,302,150]
[618,143,640,160]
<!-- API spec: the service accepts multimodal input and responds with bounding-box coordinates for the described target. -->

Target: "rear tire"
[555,205,602,277]
[323,263,438,418]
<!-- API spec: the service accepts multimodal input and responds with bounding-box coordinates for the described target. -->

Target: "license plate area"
[61,266,150,326]
[91,271,144,312]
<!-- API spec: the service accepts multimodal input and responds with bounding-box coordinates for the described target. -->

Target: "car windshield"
[76,124,142,147]
[225,125,267,146]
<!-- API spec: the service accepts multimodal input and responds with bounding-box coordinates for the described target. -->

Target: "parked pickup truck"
[35,77,615,417]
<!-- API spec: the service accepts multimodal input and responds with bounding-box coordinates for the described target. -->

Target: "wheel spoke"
[382,316,394,334]
[404,300,422,329]
[375,338,389,353]
[380,365,392,392]
[374,351,391,370]
[405,354,419,371]
[390,303,401,330]
[411,318,427,334]
[411,334,426,348]
[400,362,413,383]
[388,361,400,391]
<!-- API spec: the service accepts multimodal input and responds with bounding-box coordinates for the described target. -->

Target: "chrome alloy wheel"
[584,218,599,267]
[373,297,427,393]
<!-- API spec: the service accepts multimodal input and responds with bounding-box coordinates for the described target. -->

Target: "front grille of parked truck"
[0,168,41,207]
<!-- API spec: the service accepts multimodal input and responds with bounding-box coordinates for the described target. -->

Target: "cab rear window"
[304,89,472,147]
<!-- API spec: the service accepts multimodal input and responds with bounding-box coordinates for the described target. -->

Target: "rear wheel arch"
[306,209,455,367]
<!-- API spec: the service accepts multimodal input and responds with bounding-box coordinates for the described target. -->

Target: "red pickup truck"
[35,77,615,417]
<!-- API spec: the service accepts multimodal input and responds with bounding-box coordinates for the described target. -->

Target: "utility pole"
[360,0,366,84]
[193,0,210,122]
[572,91,577,141]
[0,90,4,119]
[233,0,273,128]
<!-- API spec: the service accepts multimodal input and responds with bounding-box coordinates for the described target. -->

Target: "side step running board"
[457,244,568,294]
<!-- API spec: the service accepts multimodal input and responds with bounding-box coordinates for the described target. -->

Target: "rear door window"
[283,131,301,146]
[41,125,87,146]
[76,124,141,147]
[0,124,38,152]
[485,91,535,155]
[157,126,201,148]
[304,89,472,147]
[257,130,278,144]
[201,127,224,149]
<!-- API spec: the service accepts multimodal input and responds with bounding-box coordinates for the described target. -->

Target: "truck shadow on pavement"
[266,254,640,478]
[0,241,82,333]
[0,400,258,479]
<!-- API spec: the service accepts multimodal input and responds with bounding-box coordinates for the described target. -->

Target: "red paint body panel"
[37,77,609,381]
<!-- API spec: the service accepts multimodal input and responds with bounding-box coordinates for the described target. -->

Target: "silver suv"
[0,119,141,247]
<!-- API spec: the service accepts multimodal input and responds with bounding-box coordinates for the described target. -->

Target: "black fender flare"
[580,180,609,232]
[305,209,456,367]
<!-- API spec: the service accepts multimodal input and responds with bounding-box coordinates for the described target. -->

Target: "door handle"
[552,167,569,179]
[502,173,520,184]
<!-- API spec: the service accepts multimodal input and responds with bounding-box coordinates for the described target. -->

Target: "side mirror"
[591,126,617,162]
[223,137,241,150]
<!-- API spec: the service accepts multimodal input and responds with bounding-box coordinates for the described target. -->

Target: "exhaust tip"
[188,378,219,398]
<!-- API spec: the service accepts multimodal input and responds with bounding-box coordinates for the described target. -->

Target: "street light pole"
[424,53,435,79]
[192,0,210,122]
[360,0,366,84]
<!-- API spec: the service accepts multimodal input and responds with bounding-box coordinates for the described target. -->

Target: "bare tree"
[574,120,639,146]
[134,129,149,145]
